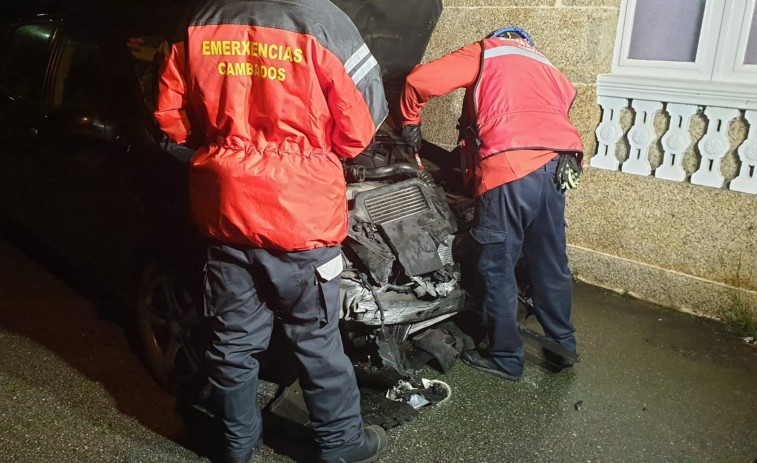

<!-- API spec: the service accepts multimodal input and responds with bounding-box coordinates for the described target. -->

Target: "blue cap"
[488,27,533,46]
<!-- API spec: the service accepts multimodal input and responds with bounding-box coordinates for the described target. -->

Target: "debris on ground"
[386,378,452,409]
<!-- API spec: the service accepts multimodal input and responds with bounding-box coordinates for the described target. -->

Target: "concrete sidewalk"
[1,238,756,462]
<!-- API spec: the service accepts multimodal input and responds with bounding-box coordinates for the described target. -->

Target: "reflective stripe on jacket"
[155,0,388,251]
[461,38,583,194]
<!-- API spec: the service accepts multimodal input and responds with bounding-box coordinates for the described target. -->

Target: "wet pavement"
[1,236,756,463]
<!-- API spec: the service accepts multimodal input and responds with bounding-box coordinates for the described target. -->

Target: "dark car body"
[0,0,476,391]
[0,1,197,284]
[0,2,214,388]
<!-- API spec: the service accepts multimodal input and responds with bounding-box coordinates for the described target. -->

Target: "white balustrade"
[593,97,755,195]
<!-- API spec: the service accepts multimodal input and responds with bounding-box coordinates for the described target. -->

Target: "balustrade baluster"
[592,96,627,170]
[730,110,757,194]
[656,103,698,182]
[622,99,662,176]
[691,107,740,188]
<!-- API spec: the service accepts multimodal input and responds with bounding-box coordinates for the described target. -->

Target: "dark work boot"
[460,350,522,381]
[543,348,581,371]
[319,425,388,463]
[217,437,263,463]
[218,450,254,463]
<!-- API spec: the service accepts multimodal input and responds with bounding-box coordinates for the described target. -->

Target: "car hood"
[331,0,443,124]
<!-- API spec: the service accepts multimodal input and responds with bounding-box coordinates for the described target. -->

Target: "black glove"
[401,124,422,154]
[555,154,582,191]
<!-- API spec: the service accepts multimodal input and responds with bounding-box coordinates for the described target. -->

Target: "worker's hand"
[556,154,582,191]
[401,124,422,154]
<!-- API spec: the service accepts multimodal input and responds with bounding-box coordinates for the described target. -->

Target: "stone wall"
[418,0,757,319]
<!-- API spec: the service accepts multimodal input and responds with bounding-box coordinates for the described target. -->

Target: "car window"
[51,27,109,114]
[0,23,55,103]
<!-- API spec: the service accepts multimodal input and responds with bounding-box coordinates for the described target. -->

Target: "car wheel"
[136,260,206,394]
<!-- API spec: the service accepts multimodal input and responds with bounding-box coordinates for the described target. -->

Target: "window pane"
[52,28,108,113]
[628,0,706,62]
[745,4,757,65]
[0,24,54,102]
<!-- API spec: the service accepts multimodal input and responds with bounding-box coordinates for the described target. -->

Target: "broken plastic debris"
[406,394,430,409]
[385,378,452,409]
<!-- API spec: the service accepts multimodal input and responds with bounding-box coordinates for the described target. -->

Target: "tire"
[135,260,206,394]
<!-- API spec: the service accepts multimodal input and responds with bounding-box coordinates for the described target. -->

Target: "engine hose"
[358,272,386,327]
[345,163,434,185]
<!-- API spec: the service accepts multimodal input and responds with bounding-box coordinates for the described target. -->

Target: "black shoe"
[319,425,388,463]
[543,348,581,370]
[460,350,522,381]
[217,438,263,463]
[220,450,255,463]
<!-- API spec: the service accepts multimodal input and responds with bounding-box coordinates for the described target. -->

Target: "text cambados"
[202,40,304,81]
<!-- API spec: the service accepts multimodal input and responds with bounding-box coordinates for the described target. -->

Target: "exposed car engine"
[338,132,476,353]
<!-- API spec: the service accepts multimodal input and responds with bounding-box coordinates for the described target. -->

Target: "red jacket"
[400,38,582,196]
[155,0,387,251]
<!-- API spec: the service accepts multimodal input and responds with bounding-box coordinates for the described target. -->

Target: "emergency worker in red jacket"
[399,28,584,381]
[154,1,388,462]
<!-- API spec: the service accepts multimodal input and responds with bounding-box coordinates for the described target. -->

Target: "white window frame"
[713,0,757,84]
[598,0,757,110]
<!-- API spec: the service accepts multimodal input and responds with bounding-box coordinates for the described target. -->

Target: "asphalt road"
[1,237,757,463]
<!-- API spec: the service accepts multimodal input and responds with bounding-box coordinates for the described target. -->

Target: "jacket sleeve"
[399,42,481,127]
[154,42,192,144]
[316,31,388,159]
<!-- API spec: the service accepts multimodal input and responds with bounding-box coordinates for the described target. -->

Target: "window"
[746,7,757,64]
[0,23,55,103]
[51,27,109,114]
[627,0,705,63]
[599,0,757,106]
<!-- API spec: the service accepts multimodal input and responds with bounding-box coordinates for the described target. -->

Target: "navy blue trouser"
[203,243,363,460]
[471,159,576,376]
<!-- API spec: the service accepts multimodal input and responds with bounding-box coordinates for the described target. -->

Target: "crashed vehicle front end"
[339,140,473,340]
[321,0,485,373]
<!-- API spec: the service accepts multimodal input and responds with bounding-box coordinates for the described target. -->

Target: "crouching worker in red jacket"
[399,28,584,382]
[154,1,389,462]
